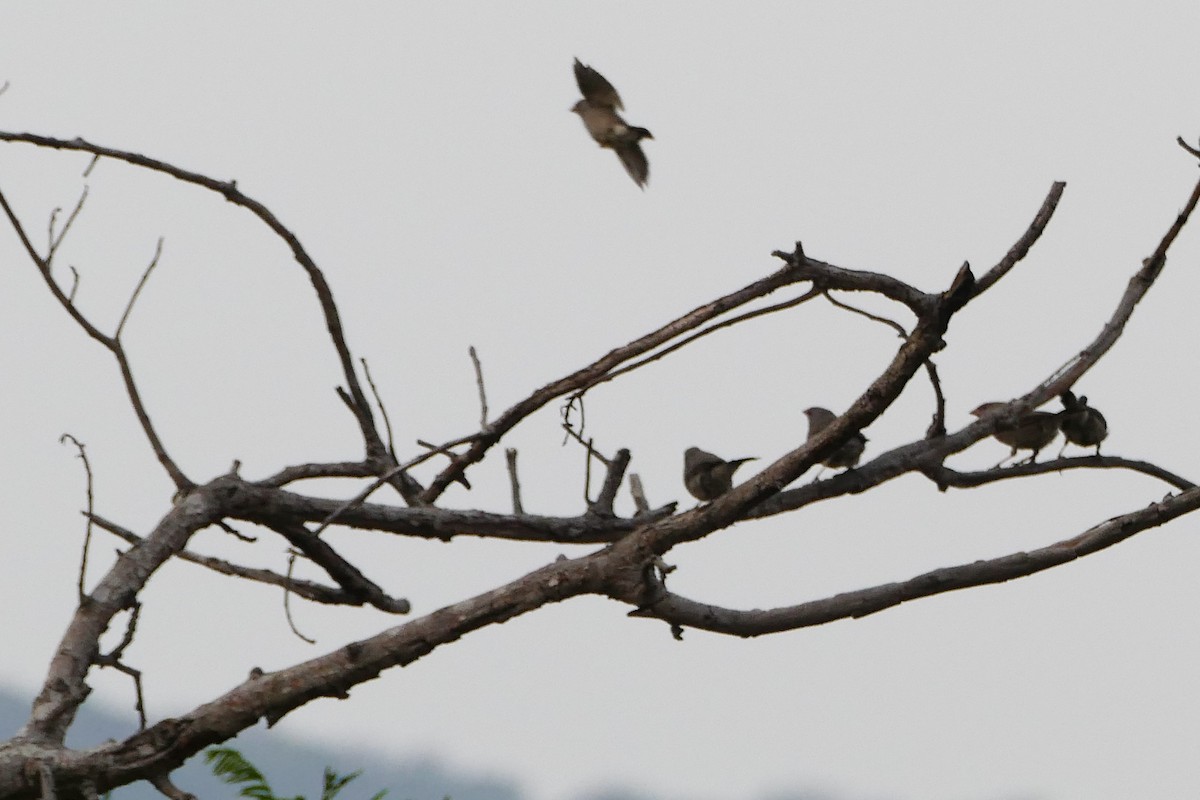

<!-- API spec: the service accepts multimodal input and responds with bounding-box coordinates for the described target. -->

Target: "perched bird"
[1058,390,1108,455]
[802,407,868,475]
[970,402,1061,466]
[683,447,756,502]
[571,58,654,188]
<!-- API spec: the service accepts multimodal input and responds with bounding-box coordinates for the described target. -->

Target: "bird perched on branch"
[571,58,654,188]
[803,407,868,476]
[683,447,755,502]
[1058,390,1108,455]
[971,402,1061,466]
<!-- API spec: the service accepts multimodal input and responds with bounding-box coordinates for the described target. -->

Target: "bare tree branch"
[0,184,192,490]
[360,358,397,458]
[505,448,523,514]
[47,185,88,264]
[590,448,630,518]
[59,434,95,603]
[972,181,1066,296]
[282,552,317,644]
[116,237,163,340]
[0,133,389,468]
[630,487,1200,635]
[468,345,489,428]
[89,513,390,605]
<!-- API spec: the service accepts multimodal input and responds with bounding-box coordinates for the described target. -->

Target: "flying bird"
[803,407,868,477]
[1058,391,1108,455]
[683,447,755,502]
[971,402,1061,467]
[571,58,654,188]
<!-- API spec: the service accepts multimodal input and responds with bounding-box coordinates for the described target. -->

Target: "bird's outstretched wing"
[614,142,649,188]
[574,58,623,110]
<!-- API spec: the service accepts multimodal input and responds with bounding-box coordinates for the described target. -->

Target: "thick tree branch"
[227,479,673,544]
[629,487,1200,636]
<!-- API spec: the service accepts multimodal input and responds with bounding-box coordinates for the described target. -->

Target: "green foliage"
[204,747,389,800]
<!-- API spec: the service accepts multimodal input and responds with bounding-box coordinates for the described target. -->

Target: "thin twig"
[923,360,947,438]
[283,552,317,644]
[822,290,908,336]
[360,358,396,457]
[94,603,147,730]
[561,394,587,446]
[468,345,489,428]
[216,520,256,543]
[583,438,595,505]
[575,286,824,399]
[0,184,191,489]
[47,185,89,263]
[60,434,95,602]
[66,266,80,303]
[0,132,391,473]
[561,419,611,466]
[116,237,163,340]
[309,447,456,538]
[505,448,523,514]
[1177,136,1200,160]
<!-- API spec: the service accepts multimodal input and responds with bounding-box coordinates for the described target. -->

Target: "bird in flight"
[571,58,654,188]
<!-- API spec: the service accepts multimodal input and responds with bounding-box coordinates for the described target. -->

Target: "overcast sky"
[3,4,1200,800]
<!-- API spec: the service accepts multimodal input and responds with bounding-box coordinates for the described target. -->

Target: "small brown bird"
[683,447,755,502]
[1058,390,1108,455]
[571,58,654,188]
[802,407,868,474]
[971,402,1061,466]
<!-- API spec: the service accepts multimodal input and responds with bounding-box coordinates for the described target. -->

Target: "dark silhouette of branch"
[972,181,1066,296]
[282,553,317,644]
[0,184,191,490]
[630,487,1200,635]
[116,236,163,340]
[264,520,411,614]
[505,448,524,514]
[0,132,389,474]
[571,285,823,398]
[59,434,95,603]
[468,345,489,428]
[590,448,631,517]
[89,513,393,605]
[360,358,397,458]
[47,184,88,263]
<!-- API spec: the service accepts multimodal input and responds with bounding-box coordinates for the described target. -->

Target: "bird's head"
[570,100,587,115]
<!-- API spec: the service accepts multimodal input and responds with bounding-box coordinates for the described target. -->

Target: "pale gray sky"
[2,4,1200,799]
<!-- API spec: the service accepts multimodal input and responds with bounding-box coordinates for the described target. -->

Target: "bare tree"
[0,128,1198,800]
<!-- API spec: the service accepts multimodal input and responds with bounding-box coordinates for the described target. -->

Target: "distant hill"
[0,685,522,800]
